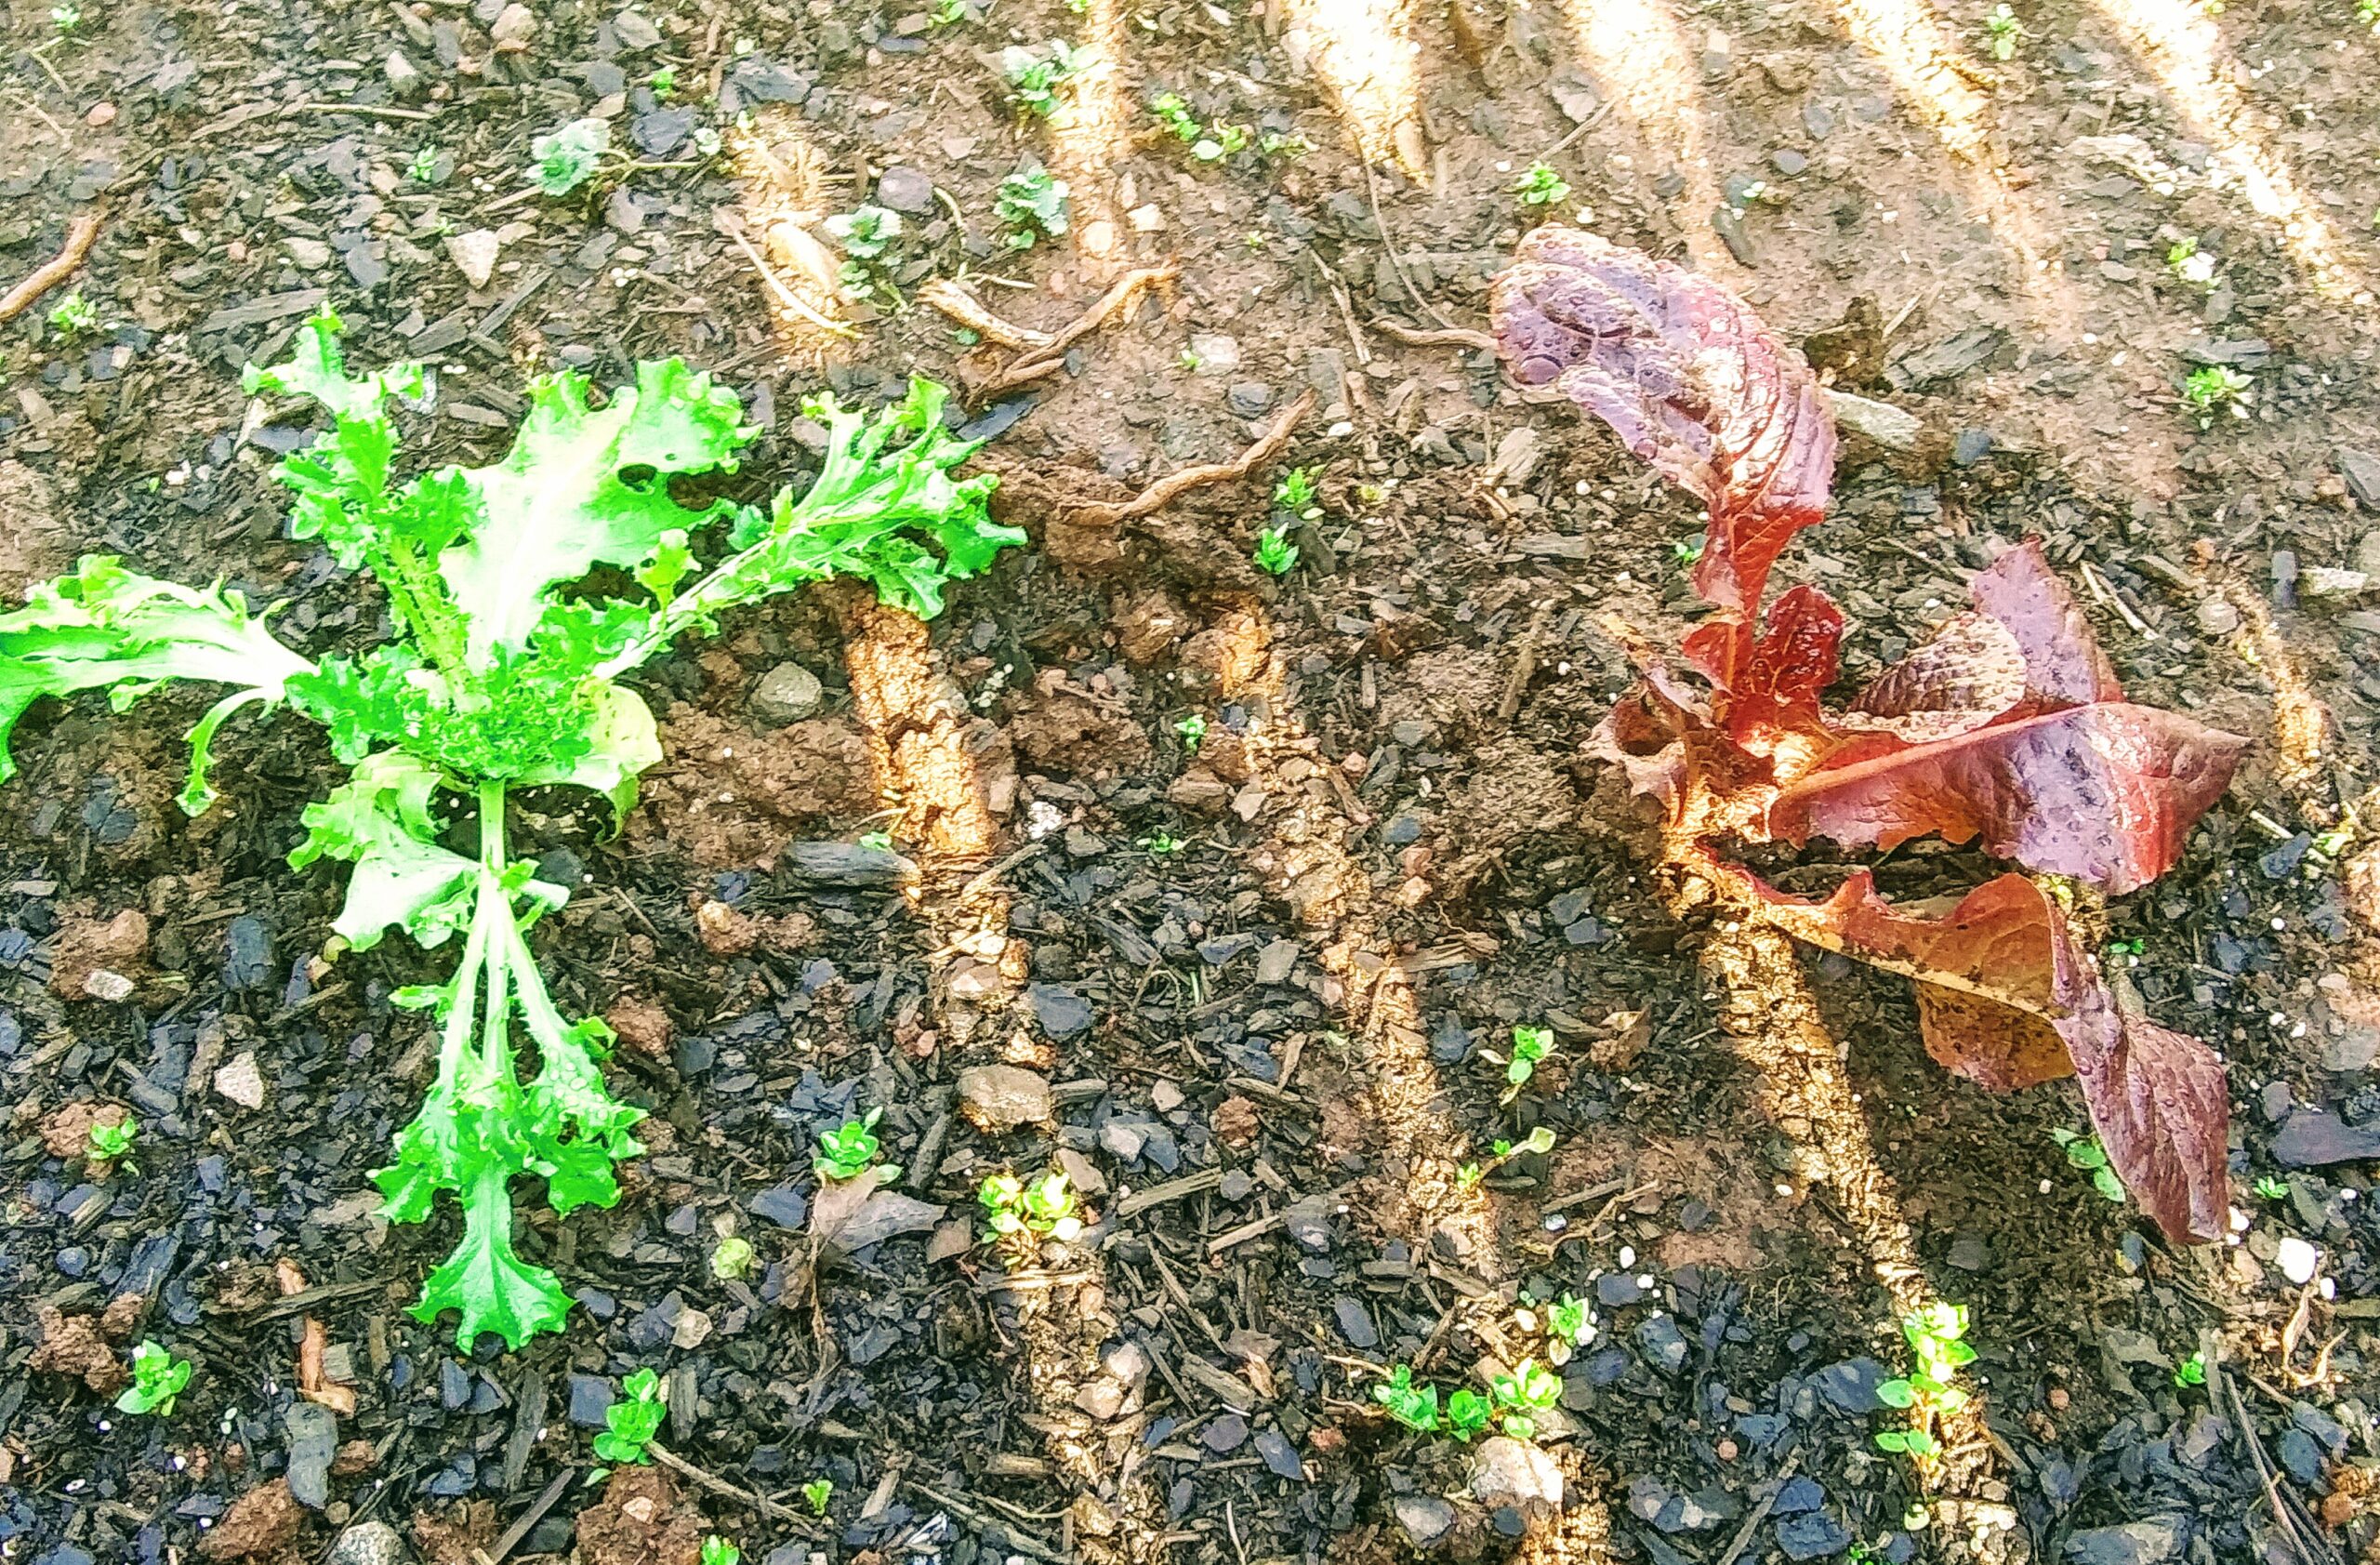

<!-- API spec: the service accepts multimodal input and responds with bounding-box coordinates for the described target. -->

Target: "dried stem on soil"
[1064,389,1316,527]
[0,215,99,323]
[946,262,1183,400]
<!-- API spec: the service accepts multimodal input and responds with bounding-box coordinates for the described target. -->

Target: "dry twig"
[1065,389,1315,527]
[957,261,1182,399]
[0,215,99,324]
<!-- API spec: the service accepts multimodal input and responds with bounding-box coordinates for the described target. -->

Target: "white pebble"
[2277,1234,2320,1285]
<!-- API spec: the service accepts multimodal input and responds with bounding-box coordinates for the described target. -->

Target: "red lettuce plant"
[1493,229,2247,1243]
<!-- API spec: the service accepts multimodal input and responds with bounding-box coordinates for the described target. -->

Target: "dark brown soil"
[7,0,2380,1563]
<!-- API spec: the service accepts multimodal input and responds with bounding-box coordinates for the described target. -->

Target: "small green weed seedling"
[1540,1293,1595,1364]
[1252,527,1299,577]
[700,1539,740,1565]
[802,1478,834,1514]
[1512,162,1571,206]
[980,1168,1081,1241]
[1175,348,1204,372]
[995,169,1070,249]
[815,1108,899,1184]
[708,1234,754,1280]
[2166,238,2215,285]
[1272,468,1320,520]
[1489,1359,1562,1439]
[2181,365,2251,426]
[1174,713,1207,752]
[2049,1128,2126,1203]
[1149,93,1253,162]
[826,205,904,305]
[594,1367,666,1464]
[88,1115,138,1172]
[47,290,99,338]
[1457,1124,1557,1189]
[1139,831,1185,855]
[858,829,894,851]
[648,66,678,99]
[1002,42,1080,118]
[2174,1350,2206,1388]
[1874,1303,1975,1459]
[530,118,611,196]
[1981,3,2027,59]
[931,0,971,23]
[0,312,1021,1350]
[115,1340,192,1417]
[407,147,445,185]
[50,3,80,31]
[2255,1175,2291,1201]
[1375,1359,1558,1441]
[1500,1025,1555,1102]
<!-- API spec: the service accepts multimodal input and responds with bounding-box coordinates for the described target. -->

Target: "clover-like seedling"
[979,1168,1080,1241]
[1503,1025,1555,1098]
[114,1340,192,1417]
[2174,1351,2206,1388]
[858,829,894,851]
[1874,1302,1975,1459]
[1446,1386,1492,1440]
[88,1115,138,1171]
[2049,1128,2126,1204]
[1174,713,1207,752]
[1373,1364,1440,1433]
[1489,1359,1561,1439]
[699,1540,739,1565]
[530,117,610,196]
[1512,162,1570,206]
[1546,1293,1593,1350]
[1139,832,1184,855]
[594,1367,666,1464]
[406,147,446,186]
[826,206,905,304]
[815,1108,898,1184]
[47,290,98,338]
[1252,527,1299,577]
[1980,3,2027,58]
[1001,41,1079,118]
[994,168,1070,249]
[709,1234,754,1280]
[802,1478,834,1514]
[2255,1175,2291,1201]
[2181,365,2251,426]
[649,66,678,98]
[50,2,80,31]
[1151,92,1201,143]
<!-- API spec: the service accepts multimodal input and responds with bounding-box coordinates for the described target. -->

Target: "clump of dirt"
[1110,588,1192,665]
[412,1499,497,1565]
[1178,604,1272,696]
[36,1099,128,1162]
[1376,646,1510,747]
[46,906,155,1002]
[197,1479,303,1563]
[1428,734,1586,893]
[574,1467,704,1565]
[1010,673,1154,778]
[28,1305,126,1395]
[603,996,674,1058]
[691,897,816,957]
[632,705,875,869]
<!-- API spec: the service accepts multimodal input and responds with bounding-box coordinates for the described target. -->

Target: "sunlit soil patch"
[1552,0,1731,272]
[1282,0,1427,176]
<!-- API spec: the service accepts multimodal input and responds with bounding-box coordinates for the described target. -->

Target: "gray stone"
[2273,1109,2380,1167]
[1823,389,1921,450]
[1282,1195,1332,1253]
[1204,1412,1249,1452]
[284,1400,339,1508]
[749,1183,807,1227]
[2340,448,2380,510]
[1773,1477,1823,1516]
[1332,1296,1378,1348]
[958,1065,1052,1132]
[2278,1427,2325,1485]
[604,185,645,236]
[1227,381,1276,418]
[1637,1313,1689,1375]
[1098,1120,1148,1162]
[748,662,824,725]
[876,166,936,216]
[830,1189,944,1251]
[2064,1518,2187,1565]
[1471,1437,1562,1528]
[324,1521,408,1565]
[567,1373,615,1426]
[384,50,425,99]
[1393,1494,1457,1551]
[1255,939,1301,985]
[1771,148,1807,176]
[2292,1399,2348,1452]
[611,9,663,49]
[1254,1427,1304,1480]
[1777,1511,1854,1561]
[1028,983,1093,1038]
[1812,1357,1887,1414]
[1595,1273,1643,1307]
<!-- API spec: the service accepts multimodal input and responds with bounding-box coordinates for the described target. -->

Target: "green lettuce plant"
[0,311,1023,1349]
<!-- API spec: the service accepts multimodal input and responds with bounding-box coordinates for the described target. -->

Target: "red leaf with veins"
[1774,541,2248,894]
[1703,584,1841,760]
[1490,228,1835,682]
[1740,866,2231,1244]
